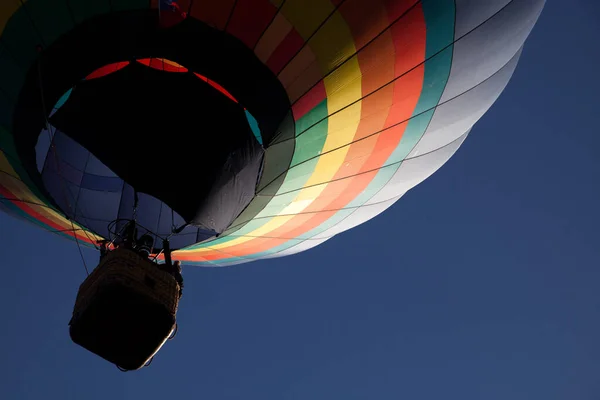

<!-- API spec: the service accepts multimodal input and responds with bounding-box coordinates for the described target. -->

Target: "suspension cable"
[36,47,91,275]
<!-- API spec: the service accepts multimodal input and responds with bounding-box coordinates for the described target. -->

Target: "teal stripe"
[186,100,330,250]
[192,0,457,265]
[54,89,73,110]
[245,110,262,145]
[0,194,83,243]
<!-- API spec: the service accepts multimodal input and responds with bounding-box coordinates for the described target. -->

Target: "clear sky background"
[1,1,599,399]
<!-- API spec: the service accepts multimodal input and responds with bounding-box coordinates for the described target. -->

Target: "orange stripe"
[190,3,427,260]
[384,0,420,22]
[0,186,95,244]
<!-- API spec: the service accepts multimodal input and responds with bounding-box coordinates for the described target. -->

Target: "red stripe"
[182,3,429,261]
[0,186,96,244]
[266,29,305,74]
[207,80,238,103]
[226,0,278,48]
[137,58,188,73]
[384,0,420,21]
[86,62,129,80]
[189,0,236,30]
[193,73,239,103]
[292,81,326,121]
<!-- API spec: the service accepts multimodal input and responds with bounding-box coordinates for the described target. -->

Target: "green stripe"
[186,100,330,250]
[197,0,457,264]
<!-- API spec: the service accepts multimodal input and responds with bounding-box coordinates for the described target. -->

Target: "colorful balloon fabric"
[0,0,545,266]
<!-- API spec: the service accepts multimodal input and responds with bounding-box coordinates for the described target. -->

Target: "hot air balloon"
[0,0,545,369]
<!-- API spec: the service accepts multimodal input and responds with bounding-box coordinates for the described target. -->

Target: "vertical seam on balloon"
[290,0,516,143]
[288,0,456,242]
[72,151,106,245]
[394,0,457,167]
[217,127,465,257]
[0,196,82,242]
[287,0,422,109]
[274,0,348,77]
[252,0,289,52]
[253,0,519,197]
[223,0,239,31]
[0,180,95,243]
[0,123,59,213]
[72,149,104,245]
[155,199,164,244]
[285,1,495,248]
[116,179,127,222]
[0,205,87,233]
[17,0,47,47]
[186,0,195,16]
[222,134,467,232]
[65,0,78,26]
[218,193,407,236]
[198,1,450,258]
[73,150,90,220]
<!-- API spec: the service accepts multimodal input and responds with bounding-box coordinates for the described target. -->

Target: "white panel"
[365,132,468,204]
[440,0,545,103]
[409,49,521,157]
[454,0,513,38]
[209,258,254,267]
[312,195,402,239]
[259,237,331,259]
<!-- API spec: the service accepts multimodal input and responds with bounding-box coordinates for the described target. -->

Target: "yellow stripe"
[0,151,103,240]
[160,58,186,68]
[278,0,334,40]
[0,150,20,180]
[183,2,363,254]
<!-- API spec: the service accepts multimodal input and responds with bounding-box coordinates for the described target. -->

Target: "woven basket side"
[73,249,180,318]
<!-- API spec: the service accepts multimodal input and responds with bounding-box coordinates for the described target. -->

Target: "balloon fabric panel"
[0,0,545,266]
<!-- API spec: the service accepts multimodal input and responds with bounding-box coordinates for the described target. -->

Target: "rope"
[36,47,90,276]
[152,201,164,255]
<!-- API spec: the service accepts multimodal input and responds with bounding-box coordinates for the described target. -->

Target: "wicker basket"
[73,248,180,316]
[69,248,181,370]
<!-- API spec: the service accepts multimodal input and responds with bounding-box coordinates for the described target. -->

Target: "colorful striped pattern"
[180,0,456,265]
[0,0,545,265]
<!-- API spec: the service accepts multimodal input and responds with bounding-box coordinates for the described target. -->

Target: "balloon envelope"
[0,0,545,266]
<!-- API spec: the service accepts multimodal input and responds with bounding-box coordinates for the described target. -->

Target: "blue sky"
[1,1,599,399]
